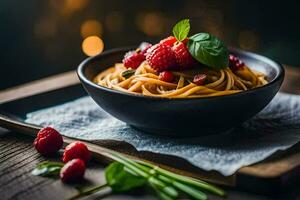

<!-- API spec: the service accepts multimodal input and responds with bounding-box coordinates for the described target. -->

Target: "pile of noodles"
[93,61,268,98]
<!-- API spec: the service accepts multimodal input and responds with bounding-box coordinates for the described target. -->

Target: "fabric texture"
[26,92,300,176]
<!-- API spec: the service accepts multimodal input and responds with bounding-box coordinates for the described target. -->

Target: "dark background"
[0,0,299,90]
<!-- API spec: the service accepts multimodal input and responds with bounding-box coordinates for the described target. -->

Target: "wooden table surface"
[1,66,300,200]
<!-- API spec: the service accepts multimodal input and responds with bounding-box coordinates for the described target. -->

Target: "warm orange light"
[61,0,89,16]
[81,20,103,38]
[137,12,165,36]
[82,36,104,56]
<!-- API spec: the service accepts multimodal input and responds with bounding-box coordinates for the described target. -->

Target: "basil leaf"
[105,162,146,192]
[32,161,64,177]
[172,19,190,42]
[122,69,135,79]
[187,33,229,69]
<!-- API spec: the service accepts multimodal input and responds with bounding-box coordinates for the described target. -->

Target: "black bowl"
[77,47,284,137]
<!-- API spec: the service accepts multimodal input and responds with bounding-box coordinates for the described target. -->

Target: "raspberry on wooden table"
[62,141,90,164]
[34,127,63,156]
[60,159,86,183]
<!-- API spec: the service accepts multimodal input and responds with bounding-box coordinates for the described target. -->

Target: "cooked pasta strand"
[93,62,268,98]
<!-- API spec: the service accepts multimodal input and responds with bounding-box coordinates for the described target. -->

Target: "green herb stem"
[106,152,149,178]
[111,153,212,200]
[110,153,178,198]
[172,181,207,200]
[138,160,225,196]
[147,176,179,198]
[109,152,225,197]
[123,166,139,176]
[156,174,207,200]
[114,154,178,198]
[148,181,177,200]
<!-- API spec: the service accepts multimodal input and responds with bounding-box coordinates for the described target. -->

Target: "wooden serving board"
[1,66,300,194]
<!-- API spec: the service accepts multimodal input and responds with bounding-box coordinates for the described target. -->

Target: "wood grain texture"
[0,71,79,104]
[239,144,300,177]
[0,131,156,200]
[281,65,300,94]
[1,131,293,200]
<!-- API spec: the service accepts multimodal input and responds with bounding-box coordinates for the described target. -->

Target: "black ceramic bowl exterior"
[77,47,284,137]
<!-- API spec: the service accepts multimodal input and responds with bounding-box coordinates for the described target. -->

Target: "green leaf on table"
[32,161,64,177]
[187,33,229,69]
[172,19,190,42]
[105,162,146,192]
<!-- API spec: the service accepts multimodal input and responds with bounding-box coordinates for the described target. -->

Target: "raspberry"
[123,51,145,69]
[138,42,152,56]
[229,54,244,71]
[62,141,90,164]
[181,38,189,45]
[172,41,196,69]
[159,71,174,82]
[60,159,85,183]
[193,74,207,86]
[159,36,177,47]
[146,43,178,72]
[34,127,63,156]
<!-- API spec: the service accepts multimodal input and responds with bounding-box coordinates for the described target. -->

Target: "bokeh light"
[61,0,90,16]
[82,36,104,56]
[136,12,166,36]
[81,20,103,38]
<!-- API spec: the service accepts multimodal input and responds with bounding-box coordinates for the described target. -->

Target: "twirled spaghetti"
[93,61,268,98]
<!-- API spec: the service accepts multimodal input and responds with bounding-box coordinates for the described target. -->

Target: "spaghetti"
[93,61,268,98]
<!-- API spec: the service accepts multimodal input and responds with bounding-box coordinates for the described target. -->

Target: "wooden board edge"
[0,71,79,104]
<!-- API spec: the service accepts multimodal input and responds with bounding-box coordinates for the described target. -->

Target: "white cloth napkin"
[26,92,300,176]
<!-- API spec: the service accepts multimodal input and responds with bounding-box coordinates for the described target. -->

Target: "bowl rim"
[77,46,285,101]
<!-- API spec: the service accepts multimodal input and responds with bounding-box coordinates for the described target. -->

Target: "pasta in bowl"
[93,61,268,99]
[78,47,283,136]
[77,19,283,136]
